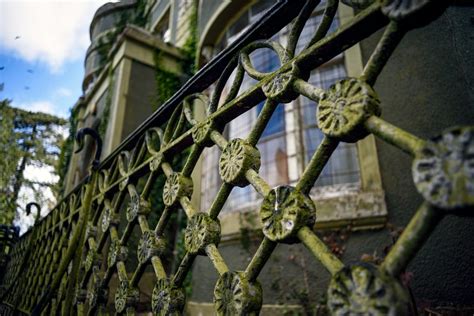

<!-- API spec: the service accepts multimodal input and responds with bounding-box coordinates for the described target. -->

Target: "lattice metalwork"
[1,0,472,315]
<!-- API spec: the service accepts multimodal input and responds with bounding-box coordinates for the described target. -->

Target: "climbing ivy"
[56,107,79,196]
[153,50,182,110]
[181,0,199,75]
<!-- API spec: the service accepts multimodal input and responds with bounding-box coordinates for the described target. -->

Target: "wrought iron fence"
[1,0,472,315]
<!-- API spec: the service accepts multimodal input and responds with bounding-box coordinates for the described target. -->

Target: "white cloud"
[0,0,112,72]
[15,99,73,118]
[15,165,58,234]
[16,100,55,114]
[55,87,72,97]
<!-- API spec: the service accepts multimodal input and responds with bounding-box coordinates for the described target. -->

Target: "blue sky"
[0,52,83,117]
[0,0,113,231]
[0,0,113,118]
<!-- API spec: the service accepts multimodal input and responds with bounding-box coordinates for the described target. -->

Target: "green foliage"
[0,99,66,225]
[153,51,182,110]
[56,107,78,196]
[152,0,198,110]
[98,66,115,140]
[181,0,199,76]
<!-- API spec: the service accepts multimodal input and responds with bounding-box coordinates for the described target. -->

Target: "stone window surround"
[193,3,387,239]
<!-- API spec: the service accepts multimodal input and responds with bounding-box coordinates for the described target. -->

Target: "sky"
[0,0,113,232]
[0,0,113,118]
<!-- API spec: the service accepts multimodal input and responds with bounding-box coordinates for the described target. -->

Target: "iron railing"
[1,0,472,315]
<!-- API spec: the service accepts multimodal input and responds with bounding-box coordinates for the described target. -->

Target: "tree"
[0,99,66,225]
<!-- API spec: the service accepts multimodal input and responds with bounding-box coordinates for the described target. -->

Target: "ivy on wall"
[56,107,78,196]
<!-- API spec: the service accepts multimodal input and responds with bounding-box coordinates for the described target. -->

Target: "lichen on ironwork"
[137,230,166,264]
[327,263,410,315]
[101,203,117,232]
[163,172,193,206]
[150,152,164,171]
[107,239,127,267]
[318,78,381,143]
[262,63,300,103]
[341,0,375,9]
[114,279,140,313]
[87,268,107,308]
[126,185,151,222]
[192,120,216,147]
[184,212,221,255]
[260,186,316,243]
[219,139,261,187]
[412,126,474,211]
[84,245,100,274]
[214,271,262,315]
[151,278,186,315]
[381,0,446,25]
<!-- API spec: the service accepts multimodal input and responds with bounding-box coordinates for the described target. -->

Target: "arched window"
[200,1,363,217]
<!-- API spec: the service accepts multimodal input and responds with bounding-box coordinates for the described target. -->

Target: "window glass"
[200,1,360,214]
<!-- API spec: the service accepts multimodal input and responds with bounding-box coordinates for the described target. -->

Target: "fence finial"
[25,202,41,224]
[75,127,103,170]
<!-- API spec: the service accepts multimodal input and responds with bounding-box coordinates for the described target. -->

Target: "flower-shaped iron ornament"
[317,78,381,143]
[163,172,193,207]
[149,153,164,172]
[126,185,151,222]
[115,279,140,313]
[87,268,108,308]
[260,186,316,243]
[262,63,300,103]
[101,203,118,233]
[412,126,474,211]
[84,245,100,274]
[214,271,262,316]
[137,230,166,264]
[341,0,375,9]
[327,263,410,315]
[184,213,221,255]
[151,279,186,315]
[192,120,216,147]
[219,139,261,187]
[108,239,127,267]
[382,0,447,27]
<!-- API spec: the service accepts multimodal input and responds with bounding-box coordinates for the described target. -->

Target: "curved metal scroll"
[25,202,41,224]
[75,127,103,170]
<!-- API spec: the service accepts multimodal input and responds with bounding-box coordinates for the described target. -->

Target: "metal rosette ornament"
[412,126,474,213]
[101,200,118,233]
[137,230,166,264]
[192,120,217,147]
[260,186,316,243]
[341,0,375,9]
[381,0,448,29]
[84,244,101,275]
[241,40,299,104]
[184,212,221,255]
[163,172,193,207]
[126,184,151,222]
[327,263,411,315]
[318,78,381,143]
[262,63,300,103]
[152,278,186,315]
[214,271,263,315]
[87,268,108,309]
[108,239,128,267]
[219,139,261,187]
[115,279,140,314]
